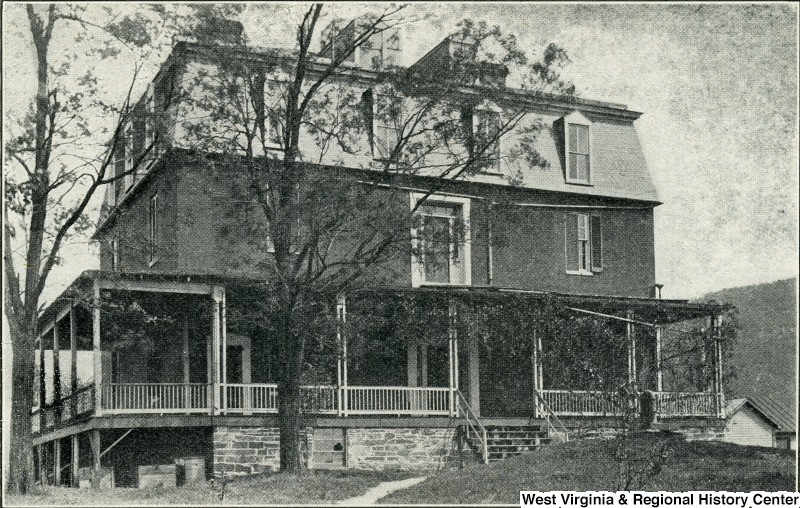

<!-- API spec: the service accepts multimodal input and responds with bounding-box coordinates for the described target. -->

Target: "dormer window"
[563,111,592,184]
[462,103,502,173]
[363,89,401,161]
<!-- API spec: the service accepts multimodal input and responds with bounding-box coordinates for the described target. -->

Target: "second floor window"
[411,195,472,287]
[565,212,603,275]
[148,194,159,265]
[463,107,502,172]
[374,93,401,160]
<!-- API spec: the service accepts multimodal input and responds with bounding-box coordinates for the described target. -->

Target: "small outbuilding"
[723,396,796,449]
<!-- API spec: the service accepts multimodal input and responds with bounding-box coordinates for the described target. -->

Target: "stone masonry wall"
[346,428,460,471]
[212,427,313,477]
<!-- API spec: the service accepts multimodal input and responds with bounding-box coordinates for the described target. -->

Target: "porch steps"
[461,425,551,464]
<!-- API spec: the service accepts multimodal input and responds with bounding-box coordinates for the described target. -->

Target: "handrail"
[535,390,569,444]
[456,390,488,464]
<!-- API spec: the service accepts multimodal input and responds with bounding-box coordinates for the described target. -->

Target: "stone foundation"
[346,428,460,471]
[213,426,460,476]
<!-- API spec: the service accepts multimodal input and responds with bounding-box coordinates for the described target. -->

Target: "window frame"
[470,101,504,175]
[565,212,603,276]
[372,91,402,162]
[563,111,593,185]
[111,235,119,272]
[148,193,159,266]
[410,192,472,287]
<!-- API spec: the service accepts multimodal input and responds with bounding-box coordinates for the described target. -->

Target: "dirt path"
[337,476,427,506]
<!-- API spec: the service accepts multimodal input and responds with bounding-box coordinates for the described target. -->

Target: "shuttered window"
[565,212,603,274]
[148,194,159,265]
[566,122,590,184]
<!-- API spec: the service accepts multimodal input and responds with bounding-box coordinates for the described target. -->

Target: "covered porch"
[32,271,729,439]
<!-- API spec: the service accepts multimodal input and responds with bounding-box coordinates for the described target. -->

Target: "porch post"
[712,313,724,416]
[211,287,223,414]
[531,322,539,418]
[336,293,348,416]
[71,433,80,487]
[90,429,101,488]
[53,323,60,419]
[468,334,480,416]
[70,303,78,418]
[36,444,44,485]
[38,335,45,430]
[626,310,636,386]
[221,287,228,412]
[448,297,456,417]
[183,311,190,410]
[53,438,61,486]
[340,294,349,416]
[655,325,663,392]
[92,281,102,416]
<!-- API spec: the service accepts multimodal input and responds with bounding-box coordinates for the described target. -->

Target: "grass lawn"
[381,432,797,505]
[5,469,415,506]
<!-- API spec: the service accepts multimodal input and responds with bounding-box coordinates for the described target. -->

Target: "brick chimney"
[196,18,244,45]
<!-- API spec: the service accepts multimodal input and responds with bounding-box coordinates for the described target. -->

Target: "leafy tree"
[1,3,224,494]
[167,3,577,470]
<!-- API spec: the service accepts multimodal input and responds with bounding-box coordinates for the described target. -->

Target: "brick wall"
[346,428,460,471]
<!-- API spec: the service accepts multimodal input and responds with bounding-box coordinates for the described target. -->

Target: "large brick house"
[30,21,729,487]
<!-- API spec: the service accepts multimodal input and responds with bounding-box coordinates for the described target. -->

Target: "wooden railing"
[344,386,453,415]
[31,385,96,434]
[101,383,210,414]
[539,389,633,416]
[456,390,488,464]
[652,391,724,418]
[218,384,338,414]
[534,391,569,443]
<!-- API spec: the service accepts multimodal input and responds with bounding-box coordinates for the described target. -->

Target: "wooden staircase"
[460,424,550,463]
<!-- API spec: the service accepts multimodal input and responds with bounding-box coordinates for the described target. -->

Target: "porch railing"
[652,391,724,418]
[101,383,210,414]
[218,384,338,414]
[539,389,633,416]
[31,384,96,434]
[344,386,453,415]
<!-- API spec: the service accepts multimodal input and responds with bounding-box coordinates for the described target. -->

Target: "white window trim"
[148,193,159,267]
[111,235,119,272]
[563,111,593,186]
[473,100,504,175]
[565,212,595,276]
[123,122,134,190]
[410,192,472,287]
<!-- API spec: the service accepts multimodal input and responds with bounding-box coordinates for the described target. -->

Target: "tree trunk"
[277,378,304,471]
[6,318,37,495]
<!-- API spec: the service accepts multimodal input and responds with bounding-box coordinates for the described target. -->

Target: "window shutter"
[591,215,603,272]
[564,213,579,272]
[460,107,474,156]
[361,89,375,152]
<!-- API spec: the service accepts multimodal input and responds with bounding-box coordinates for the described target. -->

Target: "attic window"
[462,104,502,173]
[563,112,592,185]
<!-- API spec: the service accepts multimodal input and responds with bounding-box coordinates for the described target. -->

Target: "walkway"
[338,476,427,506]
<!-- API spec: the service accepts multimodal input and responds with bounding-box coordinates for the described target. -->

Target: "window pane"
[422,215,451,284]
[577,125,589,153]
[568,124,578,153]
[569,153,578,179]
[577,154,589,181]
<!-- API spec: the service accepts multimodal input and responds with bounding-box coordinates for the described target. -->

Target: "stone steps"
[461,424,552,464]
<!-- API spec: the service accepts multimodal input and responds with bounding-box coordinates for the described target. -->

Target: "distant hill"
[702,278,797,426]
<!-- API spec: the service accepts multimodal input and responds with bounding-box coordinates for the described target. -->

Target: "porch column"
[37,335,44,429]
[90,429,101,488]
[655,325,663,392]
[211,287,223,414]
[53,323,60,419]
[53,438,61,486]
[36,444,44,485]
[70,304,78,418]
[711,314,724,416]
[92,282,102,416]
[71,433,80,487]
[448,297,457,417]
[221,287,228,411]
[626,310,636,386]
[183,311,190,410]
[468,334,480,416]
[531,323,539,418]
[336,293,348,416]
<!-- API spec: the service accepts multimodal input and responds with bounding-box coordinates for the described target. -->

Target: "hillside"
[702,278,797,425]
[381,433,795,504]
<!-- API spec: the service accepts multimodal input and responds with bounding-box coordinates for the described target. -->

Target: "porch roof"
[38,270,731,333]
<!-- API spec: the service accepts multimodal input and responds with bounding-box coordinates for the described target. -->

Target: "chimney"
[196,18,244,45]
